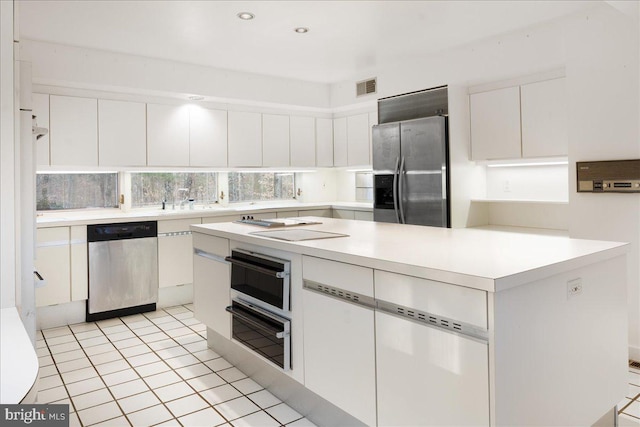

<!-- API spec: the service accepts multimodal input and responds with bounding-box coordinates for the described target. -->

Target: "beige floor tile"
[113,337,145,350]
[68,411,81,427]
[49,341,82,355]
[119,344,152,358]
[148,339,180,351]
[132,325,161,336]
[175,363,213,381]
[179,317,200,326]
[91,415,131,427]
[139,332,171,343]
[127,352,161,367]
[77,401,122,426]
[46,334,78,346]
[39,364,59,378]
[165,394,208,417]
[120,313,147,324]
[79,335,110,348]
[69,322,99,333]
[38,355,54,367]
[192,349,221,362]
[156,346,189,360]
[159,320,186,331]
[200,384,243,406]
[36,385,68,404]
[89,350,123,366]
[96,318,124,328]
[150,316,176,326]
[232,410,280,427]
[109,378,149,399]
[286,418,318,427]
[135,361,172,378]
[56,357,92,374]
[61,366,99,384]
[183,340,208,353]
[143,370,183,389]
[127,319,155,330]
[118,390,161,414]
[100,324,129,335]
[39,374,64,390]
[246,390,281,409]
[217,367,247,383]
[178,407,227,427]
[215,396,260,421]
[231,378,262,395]
[266,403,303,425]
[43,326,73,338]
[143,310,169,319]
[165,306,189,315]
[83,342,117,356]
[52,349,86,364]
[165,354,199,369]
[101,368,139,386]
[36,347,49,357]
[66,377,106,397]
[187,372,226,392]
[95,359,131,376]
[173,333,203,346]
[105,330,136,342]
[71,388,113,411]
[205,358,233,372]
[74,329,104,341]
[154,381,195,402]
[126,404,173,427]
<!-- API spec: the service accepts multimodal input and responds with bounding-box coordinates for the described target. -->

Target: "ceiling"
[18,1,596,84]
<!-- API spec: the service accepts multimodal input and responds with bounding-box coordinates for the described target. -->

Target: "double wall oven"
[225,249,292,371]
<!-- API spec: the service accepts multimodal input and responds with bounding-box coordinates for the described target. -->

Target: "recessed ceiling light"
[237,12,255,20]
[294,27,309,34]
[188,95,204,101]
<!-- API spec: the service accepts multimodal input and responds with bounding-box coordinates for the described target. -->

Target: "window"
[228,172,295,202]
[36,173,118,211]
[130,172,218,208]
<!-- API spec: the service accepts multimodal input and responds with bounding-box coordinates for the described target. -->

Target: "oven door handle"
[225,306,287,339]
[224,256,287,279]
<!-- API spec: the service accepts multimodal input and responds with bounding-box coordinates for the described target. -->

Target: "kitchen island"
[191,217,628,427]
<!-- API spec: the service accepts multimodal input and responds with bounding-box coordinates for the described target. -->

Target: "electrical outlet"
[503,180,511,192]
[567,278,582,298]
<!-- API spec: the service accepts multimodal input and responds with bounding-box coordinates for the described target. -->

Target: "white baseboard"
[630,344,640,363]
[158,284,193,308]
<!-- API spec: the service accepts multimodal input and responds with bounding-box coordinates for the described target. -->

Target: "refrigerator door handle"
[398,156,406,224]
[393,157,400,223]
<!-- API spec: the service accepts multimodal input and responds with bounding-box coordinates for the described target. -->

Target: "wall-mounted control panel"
[577,159,640,193]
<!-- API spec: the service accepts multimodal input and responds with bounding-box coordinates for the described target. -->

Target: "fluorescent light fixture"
[487,161,568,168]
[294,27,309,34]
[347,168,373,172]
[237,12,255,20]
[188,95,204,101]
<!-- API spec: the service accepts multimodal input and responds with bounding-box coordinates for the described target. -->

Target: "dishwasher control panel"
[577,159,640,193]
[87,221,157,241]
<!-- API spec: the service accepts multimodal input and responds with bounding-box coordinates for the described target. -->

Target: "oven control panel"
[577,159,640,193]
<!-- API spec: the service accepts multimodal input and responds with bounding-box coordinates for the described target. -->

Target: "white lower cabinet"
[35,228,71,307]
[375,311,490,426]
[193,233,230,339]
[158,218,201,288]
[302,256,376,426]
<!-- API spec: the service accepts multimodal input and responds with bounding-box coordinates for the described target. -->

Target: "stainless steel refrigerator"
[372,115,450,227]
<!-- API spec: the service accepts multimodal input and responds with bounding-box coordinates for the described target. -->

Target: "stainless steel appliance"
[577,159,640,193]
[225,249,291,370]
[373,115,450,226]
[87,221,158,321]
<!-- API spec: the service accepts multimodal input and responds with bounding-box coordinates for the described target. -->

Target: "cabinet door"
[332,209,354,219]
[33,93,50,167]
[158,219,200,288]
[193,234,230,339]
[316,118,333,167]
[262,114,290,167]
[470,86,521,160]
[521,78,568,158]
[190,106,228,167]
[35,228,71,307]
[228,111,262,167]
[354,211,373,221]
[98,99,146,166]
[376,311,490,426]
[50,95,98,166]
[347,113,370,166]
[303,291,376,426]
[290,116,315,167]
[147,103,190,166]
[276,211,298,218]
[333,117,348,167]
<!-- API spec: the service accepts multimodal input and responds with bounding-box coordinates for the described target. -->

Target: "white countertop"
[0,308,38,404]
[191,217,627,292]
[36,201,373,228]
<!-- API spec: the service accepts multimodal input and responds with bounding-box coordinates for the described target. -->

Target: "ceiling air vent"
[356,78,377,97]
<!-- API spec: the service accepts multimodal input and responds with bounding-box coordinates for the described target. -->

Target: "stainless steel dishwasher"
[87,221,158,321]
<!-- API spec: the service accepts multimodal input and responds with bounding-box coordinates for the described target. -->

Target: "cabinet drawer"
[375,270,487,329]
[192,233,229,258]
[303,256,373,297]
[158,218,201,234]
[37,227,69,245]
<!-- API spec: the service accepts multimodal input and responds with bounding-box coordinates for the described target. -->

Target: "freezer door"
[399,117,449,227]
[372,122,400,173]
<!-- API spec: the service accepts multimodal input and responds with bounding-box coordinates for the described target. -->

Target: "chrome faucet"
[177,188,189,209]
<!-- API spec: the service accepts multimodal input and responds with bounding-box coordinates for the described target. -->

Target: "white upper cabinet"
[521,77,567,158]
[333,117,348,167]
[262,114,290,167]
[228,111,262,167]
[32,93,50,167]
[50,95,98,166]
[470,86,522,160]
[147,103,189,167]
[290,116,316,167]
[347,113,371,166]
[98,99,146,167]
[189,106,228,167]
[316,118,333,167]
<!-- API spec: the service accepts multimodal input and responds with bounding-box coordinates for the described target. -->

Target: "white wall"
[486,165,568,201]
[22,40,332,110]
[565,5,640,360]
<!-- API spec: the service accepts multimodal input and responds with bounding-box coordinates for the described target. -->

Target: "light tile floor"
[36,304,640,426]
[37,304,316,427]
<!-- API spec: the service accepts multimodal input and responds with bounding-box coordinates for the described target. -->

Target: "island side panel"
[492,254,627,426]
